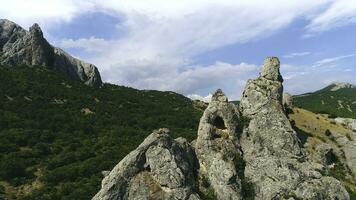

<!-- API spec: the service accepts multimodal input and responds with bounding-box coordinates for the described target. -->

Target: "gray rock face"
[195,89,242,200]
[239,57,349,200]
[93,57,351,200]
[1,23,55,67]
[260,57,283,82]
[0,19,102,87]
[0,19,26,50]
[335,117,356,131]
[93,128,200,200]
[330,131,356,177]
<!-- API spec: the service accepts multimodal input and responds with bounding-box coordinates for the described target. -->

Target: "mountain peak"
[211,88,228,102]
[260,56,283,82]
[329,82,356,91]
[29,23,43,38]
[0,19,102,87]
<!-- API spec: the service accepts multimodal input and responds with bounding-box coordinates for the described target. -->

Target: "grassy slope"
[0,65,203,200]
[294,85,356,119]
[289,108,356,196]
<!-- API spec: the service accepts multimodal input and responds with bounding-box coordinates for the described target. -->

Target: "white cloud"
[0,0,94,28]
[2,0,356,98]
[313,53,356,67]
[187,94,212,103]
[58,37,112,53]
[284,52,311,58]
[305,0,356,35]
[103,61,257,100]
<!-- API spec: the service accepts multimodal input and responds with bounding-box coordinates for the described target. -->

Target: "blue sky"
[1,0,356,100]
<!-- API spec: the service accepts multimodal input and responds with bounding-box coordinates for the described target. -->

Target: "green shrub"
[0,65,203,199]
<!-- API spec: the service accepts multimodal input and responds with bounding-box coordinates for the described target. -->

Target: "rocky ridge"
[0,19,102,87]
[93,57,350,200]
[330,82,356,91]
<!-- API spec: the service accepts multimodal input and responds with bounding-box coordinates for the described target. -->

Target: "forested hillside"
[0,65,202,200]
[294,83,356,119]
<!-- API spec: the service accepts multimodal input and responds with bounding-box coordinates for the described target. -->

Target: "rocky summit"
[93,57,350,200]
[239,57,348,199]
[0,19,102,87]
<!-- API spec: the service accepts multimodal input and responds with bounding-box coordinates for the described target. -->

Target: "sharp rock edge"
[0,19,102,87]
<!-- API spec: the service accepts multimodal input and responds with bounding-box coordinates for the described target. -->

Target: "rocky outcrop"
[335,118,356,131]
[0,19,102,87]
[330,82,356,91]
[93,57,350,200]
[195,89,242,200]
[283,92,293,111]
[239,57,349,199]
[330,130,356,177]
[93,128,200,200]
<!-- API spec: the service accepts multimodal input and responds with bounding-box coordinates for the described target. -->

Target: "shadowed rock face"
[93,57,350,200]
[239,57,349,200]
[0,19,102,87]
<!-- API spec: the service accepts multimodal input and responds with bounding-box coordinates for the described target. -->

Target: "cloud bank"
[1,0,356,99]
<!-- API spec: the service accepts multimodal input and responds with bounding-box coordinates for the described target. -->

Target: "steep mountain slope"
[0,19,102,87]
[0,65,202,200]
[294,82,356,118]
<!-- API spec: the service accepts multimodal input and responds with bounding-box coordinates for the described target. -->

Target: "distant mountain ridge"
[0,19,102,87]
[329,82,356,91]
[294,82,356,119]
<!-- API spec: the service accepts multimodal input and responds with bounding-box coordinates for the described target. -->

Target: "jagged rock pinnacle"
[195,89,242,200]
[92,57,350,200]
[0,19,102,87]
[239,57,349,199]
[260,56,283,82]
[29,23,43,37]
[211,89,228,102]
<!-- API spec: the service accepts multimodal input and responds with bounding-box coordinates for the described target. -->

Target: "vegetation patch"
[0,65,203,199]
[294,87,356,119]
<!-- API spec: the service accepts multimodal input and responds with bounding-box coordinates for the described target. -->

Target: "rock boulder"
[93,128,200,200]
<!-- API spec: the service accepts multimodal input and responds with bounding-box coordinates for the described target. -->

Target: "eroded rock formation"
[93,128,200,200]
[195,89,242,200]
[0,19,102,87]
[239,57,349,199]
[93,57,350,200]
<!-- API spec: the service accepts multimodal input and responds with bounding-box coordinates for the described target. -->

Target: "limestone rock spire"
[0,19,102,87]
